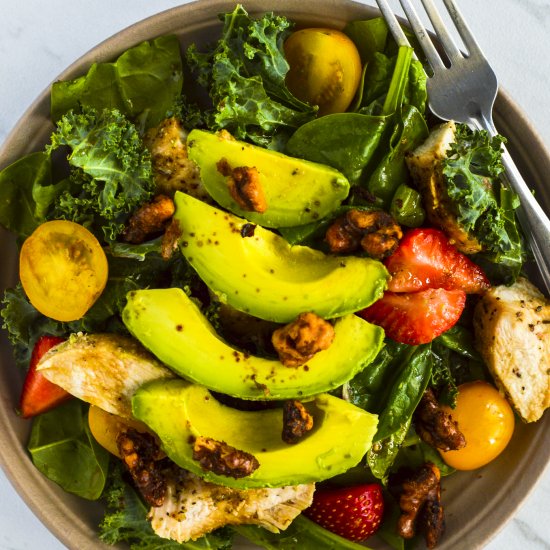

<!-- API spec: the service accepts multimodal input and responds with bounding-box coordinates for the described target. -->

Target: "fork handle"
[474,116,550,295]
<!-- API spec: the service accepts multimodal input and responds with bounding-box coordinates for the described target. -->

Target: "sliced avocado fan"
[122,288,384,400]
[173,192,389,323]
[186,129,350,227]
[132,379,379,489]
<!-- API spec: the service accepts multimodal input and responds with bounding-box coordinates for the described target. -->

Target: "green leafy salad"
[1,4,547,550]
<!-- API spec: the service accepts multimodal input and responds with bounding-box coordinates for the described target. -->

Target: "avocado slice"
[132,379,379,489]
[186,129,350,227]
[122,288,384,400]
[174,192,389,322]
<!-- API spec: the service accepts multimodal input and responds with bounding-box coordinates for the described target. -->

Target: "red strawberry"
[19,335,71,418]
[385,228,489,294]
[360,288,466,345]
[303,483,384,541]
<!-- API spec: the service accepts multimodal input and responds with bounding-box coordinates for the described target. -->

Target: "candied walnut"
[325,216,361,253]
[272,312,335,367]
[325,209,402,259]
[160,217,182,260]
[282,400,314,444]
[192,436,260,479]
[117,428,166,507]
[123,195,175,244]
[388,462,445,549]
[414,388,466,452]
[217,158,267,213]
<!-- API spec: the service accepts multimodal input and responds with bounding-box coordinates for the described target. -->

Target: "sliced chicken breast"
[37,333,175,419]
[149,470,314,543]
[473,278,550,422]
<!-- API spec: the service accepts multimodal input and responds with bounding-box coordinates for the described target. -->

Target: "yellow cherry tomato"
[440,381,515,470]
[19,220,108,322]
[88,406,158,458]
[284,28,362,116]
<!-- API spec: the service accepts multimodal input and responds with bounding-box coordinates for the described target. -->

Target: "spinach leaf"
[51,36,183,128]
[28,400,109,500]
[345,339,408,413]
[374,344,433,441]
[344,18,389,63]
[100,465,233,549]
[434,325,479,360]
[49,107,154,242]
[186,5,315,149]
[393,438,455,477]
[0,152,67,237]
[367,418,411,482]
[108,238,162,261]
[235,516,372,550]
[390,184,426,227]
[285,113,387,183]
[366,104,428,206]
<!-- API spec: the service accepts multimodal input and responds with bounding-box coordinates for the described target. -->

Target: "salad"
[1,4,549,550]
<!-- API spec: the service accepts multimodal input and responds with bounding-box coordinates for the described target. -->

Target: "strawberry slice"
[19,335,71,418]
[360,288,466,345]
[385,228,490,294]
[303,483,384,541]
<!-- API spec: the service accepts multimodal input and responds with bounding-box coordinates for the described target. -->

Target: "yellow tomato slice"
[285,28,362,116]
[19,220,108,322]
[439,381,515,470]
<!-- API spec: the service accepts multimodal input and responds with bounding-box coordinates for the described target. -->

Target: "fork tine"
[420,0,461,61]
[398,0,446,71]
[442,0,483,57]
[374,0,411,48]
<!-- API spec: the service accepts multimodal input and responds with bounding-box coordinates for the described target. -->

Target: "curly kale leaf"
[441,124,524,275]
[186,5,315,148]
[48,107,154,241]
[100,465,233,549]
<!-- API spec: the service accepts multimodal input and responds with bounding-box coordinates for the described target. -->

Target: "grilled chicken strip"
[144,117,209,200]
[406,121,482,254]
[473,278,550,422]
[37,333,175,419]
[149,470,314,543]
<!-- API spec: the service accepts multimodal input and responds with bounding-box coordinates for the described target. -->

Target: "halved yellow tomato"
[19,220,108,322]
[439,381,515,470]
[284,28,362,116]
[88,405,159,458]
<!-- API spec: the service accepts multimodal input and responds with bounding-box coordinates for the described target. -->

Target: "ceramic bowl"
[0,1,549,549]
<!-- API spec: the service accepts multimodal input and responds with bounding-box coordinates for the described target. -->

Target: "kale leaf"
[100,465,233,549]
[48,107,155,241]
[441,124,524,279]
[186,5,315,149]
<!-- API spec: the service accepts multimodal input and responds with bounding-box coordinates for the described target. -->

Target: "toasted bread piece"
[406,121,482,254]
[473,278,550,422]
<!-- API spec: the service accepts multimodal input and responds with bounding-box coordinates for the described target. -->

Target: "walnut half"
[282,400,314,444]
[117,428,167,507]
[414,388,466,452]
[325,209,402,259]
[217,158,267,213]
[192,436,260,479]
[272,312,335,367]
[388,462,445,549]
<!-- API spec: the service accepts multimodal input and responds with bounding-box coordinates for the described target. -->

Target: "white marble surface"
[0,0,549,549]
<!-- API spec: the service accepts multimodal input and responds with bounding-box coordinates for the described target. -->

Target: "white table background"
[0,1,548,549]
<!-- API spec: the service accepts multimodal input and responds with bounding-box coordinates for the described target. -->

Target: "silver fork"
[376,0,550,294]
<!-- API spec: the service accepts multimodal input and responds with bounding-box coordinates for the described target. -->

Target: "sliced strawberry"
[360,288,466,345]
[303,483,384,541]
[19,335,71,418]
[385,228,490,294]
